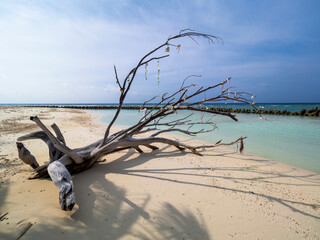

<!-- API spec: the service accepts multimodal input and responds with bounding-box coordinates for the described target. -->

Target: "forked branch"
[101,31,222,145]
[16,30,256,212]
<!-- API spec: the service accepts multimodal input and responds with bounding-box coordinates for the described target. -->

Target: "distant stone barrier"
[18,105,320,117]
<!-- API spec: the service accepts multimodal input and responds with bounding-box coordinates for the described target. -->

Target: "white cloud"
[0,1,319,103]
[103,84,119,94]
[0,2,177,103]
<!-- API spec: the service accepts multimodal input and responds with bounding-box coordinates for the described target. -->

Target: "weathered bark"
[14,220,33,240]
[16,30,256,211]
[17,130,64,162]
[48,161,75,211]
[51,123,66,145]
[16,142,39,169]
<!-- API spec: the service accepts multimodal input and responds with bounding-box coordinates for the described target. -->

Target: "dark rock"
[299,109,306,116]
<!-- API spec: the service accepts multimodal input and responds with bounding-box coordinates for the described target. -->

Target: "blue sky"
[0,0,319,103]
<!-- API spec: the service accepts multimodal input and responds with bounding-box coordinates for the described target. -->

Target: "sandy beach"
[0,107,319,239]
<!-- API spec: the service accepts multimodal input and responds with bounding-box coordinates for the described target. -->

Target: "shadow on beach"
[0,180,11,240]
[1,145,320,239]
[12,149,211,240]
[103,147,320,221]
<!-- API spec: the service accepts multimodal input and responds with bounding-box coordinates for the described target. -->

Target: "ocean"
[86,103,320,174]
[2,103,319,173]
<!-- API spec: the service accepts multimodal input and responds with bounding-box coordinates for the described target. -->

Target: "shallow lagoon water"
[89,109,320,174]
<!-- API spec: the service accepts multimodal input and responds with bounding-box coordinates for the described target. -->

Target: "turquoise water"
[206,103,320,112]
[89,109,320,174]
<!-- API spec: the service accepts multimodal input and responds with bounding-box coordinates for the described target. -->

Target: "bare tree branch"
[30,116,83,164]
[100,31,222,145]
[51,123,66,145]
[16,30,256,211]
[114,65,122,91]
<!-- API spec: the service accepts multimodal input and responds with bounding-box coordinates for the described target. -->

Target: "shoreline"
[89,110,320,174]
[0,107,319,239]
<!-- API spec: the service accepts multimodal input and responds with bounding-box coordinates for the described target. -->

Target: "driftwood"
[16,142,39,169]
[14,220,33,240]
[48,161,75,211]
[16,30,255,211]
[17,130,64,163]
[0,212,8,221]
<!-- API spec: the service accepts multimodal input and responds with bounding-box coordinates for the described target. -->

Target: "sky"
[0,0,320,104]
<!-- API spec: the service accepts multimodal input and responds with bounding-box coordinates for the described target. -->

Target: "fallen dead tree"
[16,30,255,211]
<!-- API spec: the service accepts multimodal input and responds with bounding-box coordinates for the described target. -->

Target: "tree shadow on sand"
[135,203,211,240]
[3,144,319,239]
[103,146,320,221]
[0,180,11,240]
[68,149,211,239]
[16,149,211,240]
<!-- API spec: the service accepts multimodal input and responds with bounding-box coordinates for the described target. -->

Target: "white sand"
[0,107,319,239]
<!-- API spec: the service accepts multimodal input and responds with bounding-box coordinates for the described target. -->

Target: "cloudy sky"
[0,0,319,103]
